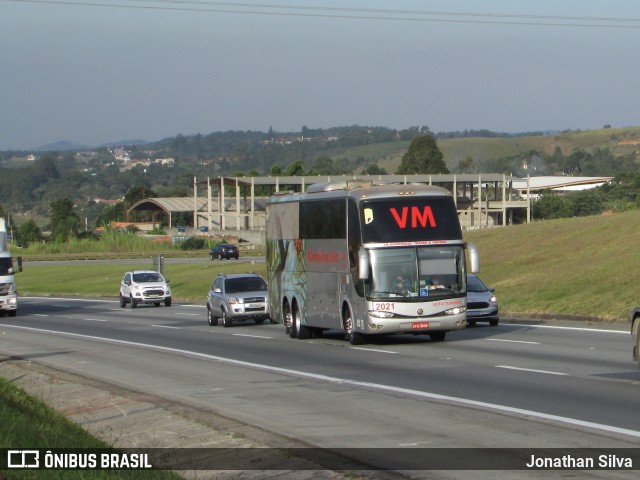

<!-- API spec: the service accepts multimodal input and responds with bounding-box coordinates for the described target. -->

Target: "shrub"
[180,237,205,250]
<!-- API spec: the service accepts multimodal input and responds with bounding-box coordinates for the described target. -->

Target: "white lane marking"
[22,297,111,303]
[496,365,568,376]
[350,347,398,354]
[84,318,108,322]
[486,338,540,345]
[34,314,49,317]
[2,323,639,440]
[502,323,628,335]
[232,334,273,339]
[150,324,180,330]
[175,313,200,317]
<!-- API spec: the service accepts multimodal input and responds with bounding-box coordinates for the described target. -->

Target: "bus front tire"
[344,312,365,345]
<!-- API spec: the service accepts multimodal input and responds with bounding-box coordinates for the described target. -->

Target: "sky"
[1,0,640,150]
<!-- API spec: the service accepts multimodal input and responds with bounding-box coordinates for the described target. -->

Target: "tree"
[457,156,475,173]
[269,164,284,176]
[50,198,80,242]
[124,186,156,207]
[570,189,604,216]
[285,160,306,176]
[16,219,43,247]
[396,134,449,174]
[95,202,128,226]
[361,163,388,175]
[532,191,573,220]
[311,155,334,175]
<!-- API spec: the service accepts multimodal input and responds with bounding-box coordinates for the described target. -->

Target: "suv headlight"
[227,297,240,304]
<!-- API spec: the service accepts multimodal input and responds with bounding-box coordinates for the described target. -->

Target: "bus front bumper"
[359,313,467,334]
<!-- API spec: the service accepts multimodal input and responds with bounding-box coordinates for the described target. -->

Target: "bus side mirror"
[358,248,370,280]
[466,242,480,273]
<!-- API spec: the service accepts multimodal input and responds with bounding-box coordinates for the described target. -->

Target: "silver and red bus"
[266,180,479,344]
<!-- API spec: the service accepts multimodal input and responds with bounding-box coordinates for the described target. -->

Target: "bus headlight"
[368,310,395,318]
[444,306,466,316]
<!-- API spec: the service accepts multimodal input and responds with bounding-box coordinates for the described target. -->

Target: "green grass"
[464,210,640,321]
[0,378,180,479]
[18,259,266,302]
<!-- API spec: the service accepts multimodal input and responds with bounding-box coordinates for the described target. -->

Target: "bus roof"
[267,181,452,204]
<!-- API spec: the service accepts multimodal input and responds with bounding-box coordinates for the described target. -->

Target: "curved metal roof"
[128,197,208,215]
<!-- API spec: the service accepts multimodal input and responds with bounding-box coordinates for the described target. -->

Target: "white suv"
[120,270,172,308]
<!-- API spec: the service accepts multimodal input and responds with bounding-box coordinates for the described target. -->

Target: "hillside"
[2,124,640,229]
[374,126,640,174]
[464,209,640,322]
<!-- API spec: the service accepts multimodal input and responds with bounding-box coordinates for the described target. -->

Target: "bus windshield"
[367,245,466,300]
[361,197,462,244]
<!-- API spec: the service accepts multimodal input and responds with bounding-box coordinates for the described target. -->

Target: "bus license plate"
[412,322,430,329]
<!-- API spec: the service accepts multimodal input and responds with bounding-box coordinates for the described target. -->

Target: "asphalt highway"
[1,297,639,476]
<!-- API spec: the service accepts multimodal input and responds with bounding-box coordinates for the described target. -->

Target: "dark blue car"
[209,243,239,260]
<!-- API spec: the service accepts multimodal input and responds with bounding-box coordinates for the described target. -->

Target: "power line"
[4,0,640,29]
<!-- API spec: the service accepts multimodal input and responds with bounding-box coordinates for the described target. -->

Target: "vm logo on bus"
[390,206,437,228]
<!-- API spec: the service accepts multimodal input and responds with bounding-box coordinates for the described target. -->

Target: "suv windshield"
[467,276,488,292]
[225,277,267,293]
[132,272,164,283]
[367,245,465,300]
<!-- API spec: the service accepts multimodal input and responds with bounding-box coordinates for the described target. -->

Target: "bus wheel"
[288,306,298,339]
[298,317,311,340]
[430,331,446,342]
[344,311,365,345]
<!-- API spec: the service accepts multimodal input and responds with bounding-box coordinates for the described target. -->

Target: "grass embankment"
[0,378,179,480]
[14,209,640,321]
[464,209,640,321]
[19,260,263,302]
